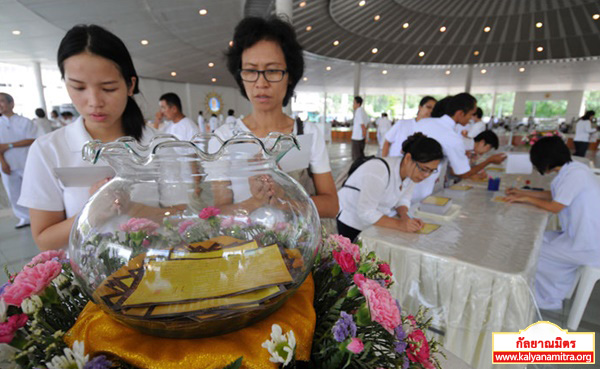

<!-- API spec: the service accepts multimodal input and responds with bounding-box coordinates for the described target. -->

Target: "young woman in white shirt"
[18,25,155,251]
[505,136,600,309]
[337,133,444,241]
[573,110,596,157]
[213,17,338,218]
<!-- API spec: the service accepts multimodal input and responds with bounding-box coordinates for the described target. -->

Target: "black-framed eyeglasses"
[415,162,438,174]
[239,69,287,82]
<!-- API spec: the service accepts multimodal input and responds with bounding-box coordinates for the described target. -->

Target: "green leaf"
[331,263,341,277]
[222,356,243,369]
[346,286,359,298]
[357,263,371,274]
[355,304,371,326]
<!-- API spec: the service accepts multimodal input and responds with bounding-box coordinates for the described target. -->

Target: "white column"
[401,92,407,119]
[353,63,361,98]
[32,62,47,113]
[565,90,584,122]
[185,83,193,119]
[464,65,473,93]
[275,0,293,22]
[322,92,327,123]
[512,92,527,120]
[490,91,498,117]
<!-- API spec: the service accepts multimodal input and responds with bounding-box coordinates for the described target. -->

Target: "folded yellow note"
[422,196,451,206]
[448,185,473,191]
[417,223,441,234]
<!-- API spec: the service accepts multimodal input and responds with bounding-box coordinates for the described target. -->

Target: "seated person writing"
[505,136,600,310]
[466,130,500,164]
[337,133,444,241]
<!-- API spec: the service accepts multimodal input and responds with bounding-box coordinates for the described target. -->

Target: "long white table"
[360,174,554,369]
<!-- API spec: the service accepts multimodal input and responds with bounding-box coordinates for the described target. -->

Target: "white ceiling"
[1,0,600,94]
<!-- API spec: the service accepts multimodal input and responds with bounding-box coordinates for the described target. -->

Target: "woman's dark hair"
[160,92,182,112]
[35,108,45,118]
[226,17,304,107]
[474,107,483,119]
[402,133,444,163]
[446,93,477,116]
[419,96,436,107]
[530,136,572,174]
[581,110,596,121]
[431,97,451,118]
[57,24,144,141]
[474,130,499,149]
[354,96,363,106]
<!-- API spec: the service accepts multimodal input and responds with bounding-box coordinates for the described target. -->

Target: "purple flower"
[0,282,9,296]
[394,325,408,353]
[332,311,357,342]
[401,356,409,369]
[84,355,112,369]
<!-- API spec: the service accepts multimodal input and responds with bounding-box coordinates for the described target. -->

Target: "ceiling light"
[519,67,525,72]
[198,9,208,15]
[483,26,491,32]
[536,46,544,52]
[306,26,312,31]
[229,40,234,47]
[326,66,332,71]
[140,39,149,45]
[299,1,306,7]
[418,51,425,57]
[11,30,21,35]
[535,22,543,28]
[402,23,409,29]
[374,15,381,21]
[208,62,214,68]
[382,70,388,75]
[303,77,308,81]
[171,72,177,77]
[371,48,378,54]
[358,0,366,6]
[593,14,600,20]
[480,69,487,74]
[473,50,480,56]
[440,26,447,32]
[211,78,217,83]
[445,70,451,75]
[333,40,340,46]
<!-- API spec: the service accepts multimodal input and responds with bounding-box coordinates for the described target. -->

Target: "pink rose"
[141,239,151,247]
[3,261,62,306]
[178,219,196,235]
[406,329,435,369]
[347,337,364,354]
[274,222,289,231]
[26,250,66,268]
[378,263,392,276]
[0,314,28,344]
[199,207,221,219]
[333,250,357,274]
[356,276,401,333]
[328,235,360,262]
[119,218,159,234]
[353,273,367,287]
[220,217,235,228]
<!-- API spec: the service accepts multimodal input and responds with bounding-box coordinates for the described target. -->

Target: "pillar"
[32,62,47,113]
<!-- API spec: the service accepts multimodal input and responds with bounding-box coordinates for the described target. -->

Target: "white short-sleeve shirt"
[574,119,596,142]
[162,117,199,141]
[0,114,39,170]
[197,115,206,134]
[384,119,416,157]
[351,106,369,141]
[468,121,486,138]
[18,116,156,218]
[338,156,414,230]
[375,117,392,149]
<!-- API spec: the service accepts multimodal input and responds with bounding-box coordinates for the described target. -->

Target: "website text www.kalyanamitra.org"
[493,351,594,363]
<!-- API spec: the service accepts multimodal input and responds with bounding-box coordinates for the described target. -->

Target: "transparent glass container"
[69,133,320,338]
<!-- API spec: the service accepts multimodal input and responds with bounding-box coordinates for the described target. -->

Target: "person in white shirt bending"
[0,93,39,228]
[573,110,596,157]
[337,133,444,241]
[153,92,199,141]
[375,112,392,157]
[351,96,369,161]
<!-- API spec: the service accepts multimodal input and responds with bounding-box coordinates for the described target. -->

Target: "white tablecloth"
[360,183,552,369]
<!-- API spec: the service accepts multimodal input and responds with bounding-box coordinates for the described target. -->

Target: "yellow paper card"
[122,245,293,307]
[422,196,450,206]
[487,167,505,172]
[170,241,258,260]
[492,196,508,203]
[417,223,441,234]
[188,235,243,250]
[448,185,473,191]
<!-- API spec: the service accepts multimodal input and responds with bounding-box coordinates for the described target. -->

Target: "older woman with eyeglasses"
[210,17,338,220]
[336,133,444,241]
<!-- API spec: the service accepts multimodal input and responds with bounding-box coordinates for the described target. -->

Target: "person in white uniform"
[33,108,54,135]
[0,93,38,228]
[382,96,436,157]
[351,96,369,161]
[18,24,156,251]
[337,133,444,241]
[225,109,237,131]
[573,110,596,157]
[505,136,600,310]
[375,112,392,156]
[209,114,219,133]
[153,93,199,141]
[197,110,206,134]
[215,16,338,218]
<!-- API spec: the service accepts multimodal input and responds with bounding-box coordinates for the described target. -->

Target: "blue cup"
[487,177,501,191]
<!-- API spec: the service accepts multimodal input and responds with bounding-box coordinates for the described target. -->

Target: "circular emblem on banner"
[205,92,223,115]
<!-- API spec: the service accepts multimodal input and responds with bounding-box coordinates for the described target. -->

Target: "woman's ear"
[128,76,137,96]
[404,152,412,162]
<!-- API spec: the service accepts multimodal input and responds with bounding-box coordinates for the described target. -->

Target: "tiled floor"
[0,141,598,368]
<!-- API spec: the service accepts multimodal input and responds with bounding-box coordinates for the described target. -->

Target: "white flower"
[46,340,89,369]
[0,299,6,323]
[0,344,19,369]
[53,274,70,290]
[261,324,296,367]
[21,295,43,315]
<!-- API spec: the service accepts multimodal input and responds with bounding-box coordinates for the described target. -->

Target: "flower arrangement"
[521,130,563,146]
[1,233,442,369]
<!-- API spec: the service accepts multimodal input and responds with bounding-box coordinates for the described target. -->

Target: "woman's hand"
[398,217,423,232]
[505,194,530,204]
[1,161,10,175]
[505,187,524,196]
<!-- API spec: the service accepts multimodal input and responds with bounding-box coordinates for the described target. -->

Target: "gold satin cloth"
[65,275,315,369]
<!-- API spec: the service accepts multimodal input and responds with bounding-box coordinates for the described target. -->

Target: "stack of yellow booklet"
[419,196,453,215]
